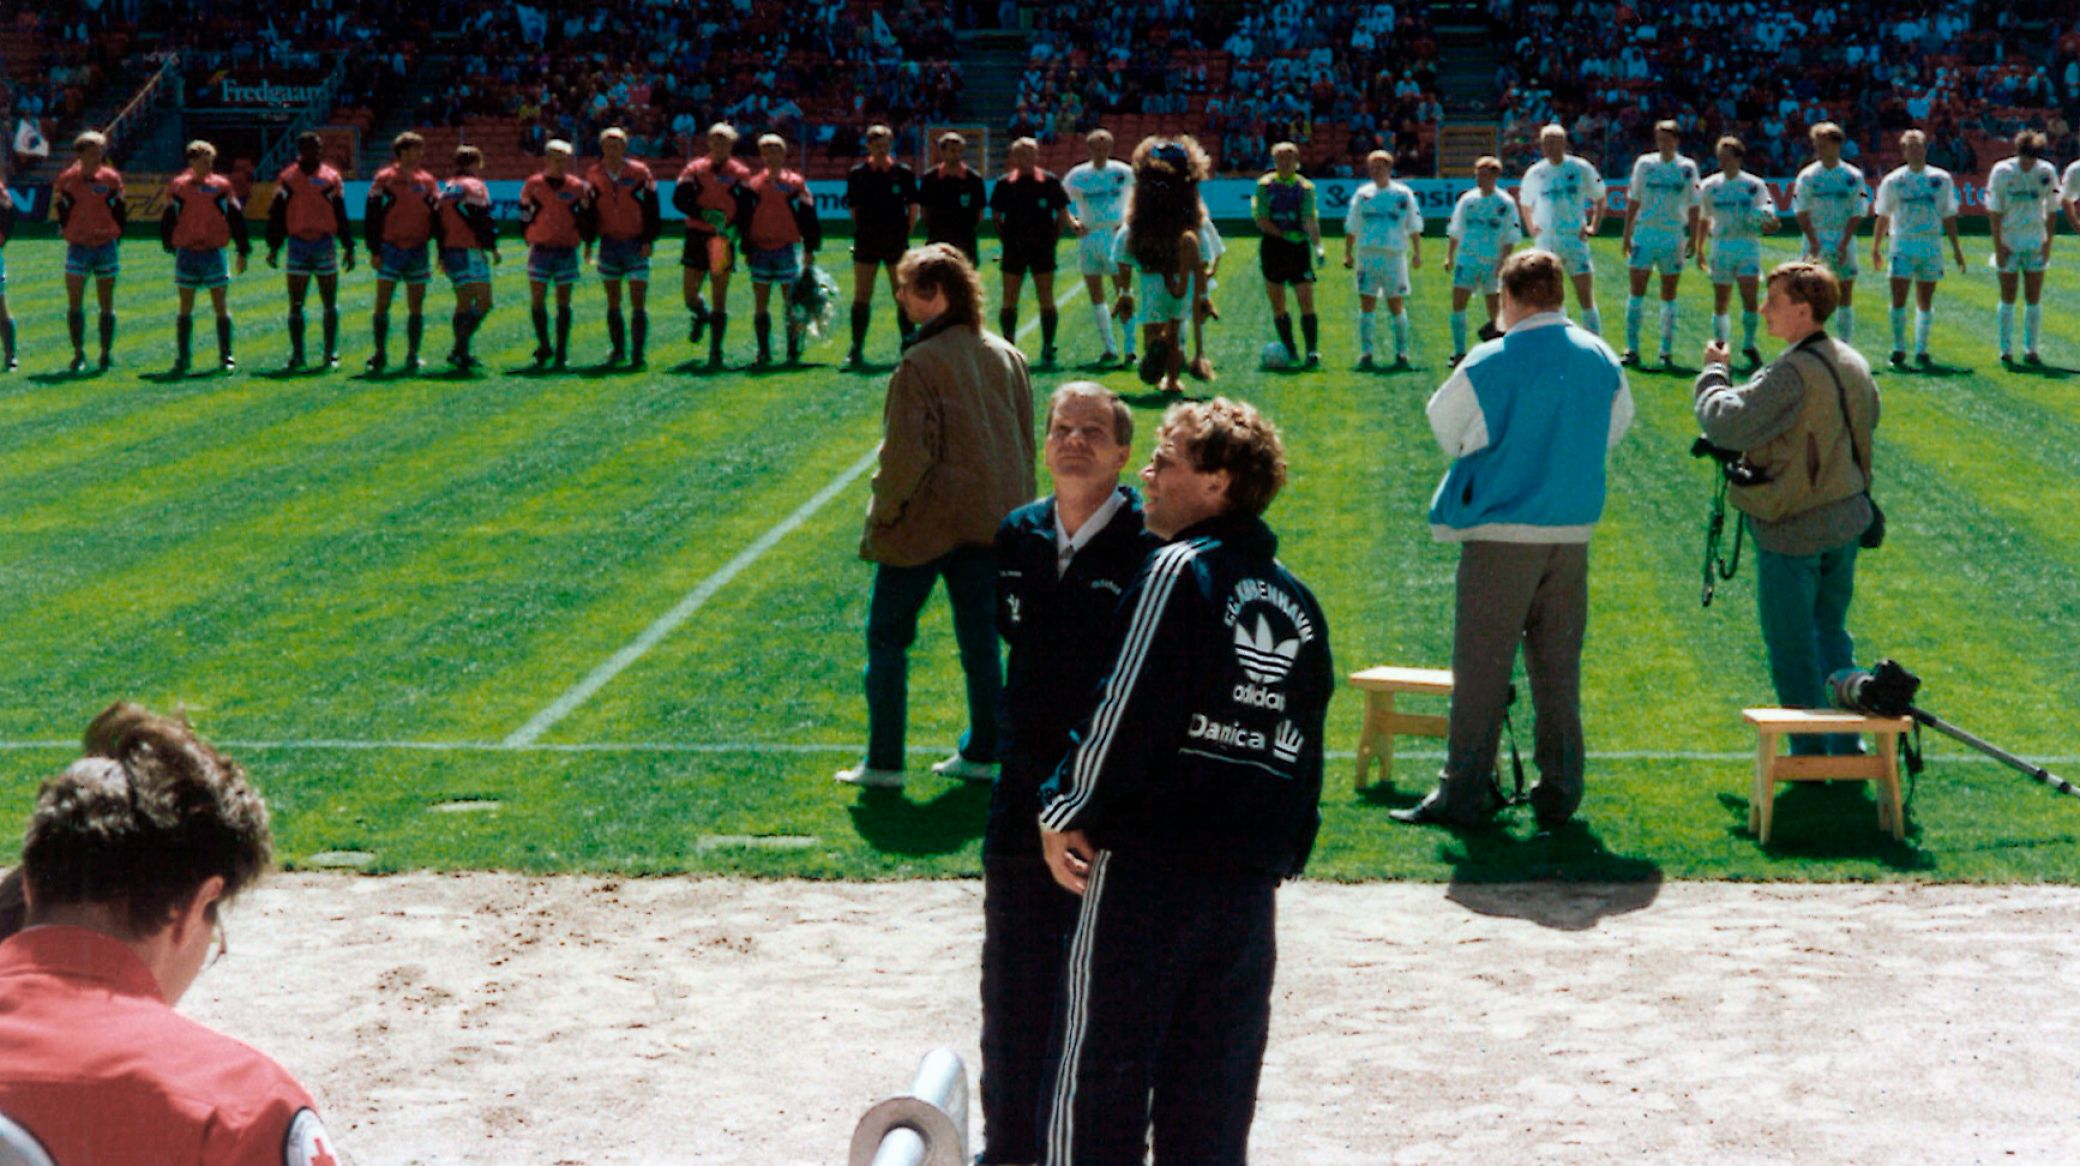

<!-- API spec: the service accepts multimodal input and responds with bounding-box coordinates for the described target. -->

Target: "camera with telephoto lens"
[1828,658,1922,717]
[1690,435,1769,487]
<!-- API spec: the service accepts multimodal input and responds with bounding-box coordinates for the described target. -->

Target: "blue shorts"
[529,245,581,286]
[442,247,492,288]
[597,236,651,281]
[747,243,802,285]
[66,241,120,280]
[285,236,339,278]
[377,242,432,285]
[174,248,230,291]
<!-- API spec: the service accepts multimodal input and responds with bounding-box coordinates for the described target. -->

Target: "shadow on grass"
[845,780,991,857]
[1120,389,1196,409]
[2002,359,2079,379]
[1889,360,1975,378]
[1714,786,1936,871]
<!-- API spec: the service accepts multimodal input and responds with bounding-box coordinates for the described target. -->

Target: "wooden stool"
[1743,708,1912,843]
[1349,666,1453,791]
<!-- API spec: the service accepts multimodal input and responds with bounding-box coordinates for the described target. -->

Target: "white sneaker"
[834,763,904,789]
[929,754,999,782]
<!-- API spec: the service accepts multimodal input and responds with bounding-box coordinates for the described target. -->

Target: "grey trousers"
[1430,540,1590,825]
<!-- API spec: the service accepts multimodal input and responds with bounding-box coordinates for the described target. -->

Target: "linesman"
[843,123,919,366]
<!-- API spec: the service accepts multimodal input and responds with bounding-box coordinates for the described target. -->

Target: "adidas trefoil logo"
[1273,720,1304,764]
[1234,614,1301,684]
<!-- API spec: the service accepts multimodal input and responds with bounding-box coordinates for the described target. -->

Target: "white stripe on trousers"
[1046,849,1112,1165]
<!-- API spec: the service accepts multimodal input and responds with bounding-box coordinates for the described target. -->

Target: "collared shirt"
[1055,488,1129,578]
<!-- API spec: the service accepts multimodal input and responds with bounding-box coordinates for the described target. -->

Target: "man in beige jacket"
[839,243,1037,789]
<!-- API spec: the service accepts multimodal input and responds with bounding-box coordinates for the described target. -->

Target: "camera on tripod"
[1689,436,1768,488]
[1827,658,1922,717]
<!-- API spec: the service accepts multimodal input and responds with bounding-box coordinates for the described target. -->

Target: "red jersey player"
[362,131,441,373]
[265,131,355,369]
[52,130,126,372]
[160,139,252,373]
[735,133,821,365]
[436,144,500,371]
[520,139,597,369]
[673,122,751,367]
[585,127,661,366]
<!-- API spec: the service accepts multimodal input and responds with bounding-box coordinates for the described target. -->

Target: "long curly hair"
[1125,136,1212,292]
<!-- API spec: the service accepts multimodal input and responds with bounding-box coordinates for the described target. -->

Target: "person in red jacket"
[674,122,751,368]
[265,131,355,370]
[160,139,252,374]
[735,133,822,365]
[363,131,441,373]
[436,144,501,371]
[585,127,661,366]
[0,702,346,1166]
[520,138,598,369]
[52,130,127,372]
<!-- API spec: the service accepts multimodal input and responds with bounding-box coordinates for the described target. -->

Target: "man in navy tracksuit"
[1036,398,1332,1166]
[979,382,1155,1166]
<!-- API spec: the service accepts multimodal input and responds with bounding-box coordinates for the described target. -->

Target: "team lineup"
[8,120,2080,380]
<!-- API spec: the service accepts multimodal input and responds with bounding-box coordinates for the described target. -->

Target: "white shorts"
[1709,238,1763,285]
[1807,242,1861,280]
[1887,238,1944,283]
[1079,230,1118,278]
[1135,269,1190,323]
[1535,231,1595,277]
[1354,249,1410,299]
[1451,253,1504,295]
[1627,230,1686,275]
[1992,246,2048,274]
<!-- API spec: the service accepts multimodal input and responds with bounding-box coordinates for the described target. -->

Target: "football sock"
[98,312,116,359]
[1712,312,1730,344]
[68,309,86,355]
[998,307,1017,340]
[1914,308,1932,356]
[1582,307,1602,335]
[607,308,626,357]
[1273,313,1296,358]
[2025,303,2042,352]
[1393,309,1411,357]
[1625,294,1644,351]
[554,307,571,363]
[372,310,391,360]
[1659,300,1677,355]
[175,315,192,365]
[1999,302,2015,354]
[850,303,869,353]
[1094,302,1116,354]
[1358,310,1376,357]
[322,307,339,357]
[1449,310,1467,354]
[0,313,13,363]
[216,315,233,361]
[1741,311,1759,349]
[406,313,424,361]
[1301,312,1319,354]
[1836,304,1855,343]
[1890,306,1907,350]
[708,311,728,363]
[754,311,772,359]
[530,306,549,354]
[288,303,307,359]
[1039,309,1058,352]
[786,323,802,362]
[631,308,647,361]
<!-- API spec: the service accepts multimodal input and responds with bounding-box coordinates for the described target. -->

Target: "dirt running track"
[179,875,2080,1164]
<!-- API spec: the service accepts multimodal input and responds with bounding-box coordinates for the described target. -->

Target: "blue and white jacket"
[1425,311,1634,542]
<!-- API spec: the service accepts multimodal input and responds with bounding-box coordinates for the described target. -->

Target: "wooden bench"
[1349,666,1453,792]
[1743,708,1912,844]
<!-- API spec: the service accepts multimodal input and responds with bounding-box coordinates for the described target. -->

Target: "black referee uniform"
[1036,509,1333,1166]
[980,486,1153,1166]
[918,164,987,265]
[989,168,1071,350]
[844,157,918,357]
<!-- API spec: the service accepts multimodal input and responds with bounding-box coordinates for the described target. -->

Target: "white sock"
[1393,309,1411,357]
[1741,310,1759,349]
[1998,302,2015,355]
[1659,300,1678,355]
[1915,307,1932,355]
[1450,310,1468,354]
[1712,313,1730,344]
[1625,295,1645,351]
[1837,304,1854,343]
[2026,303,2042,352]
[1583,307,1602,335]
[1358,310,1376,357]
[1891,306,1908,350]
[1094,302,1117,355]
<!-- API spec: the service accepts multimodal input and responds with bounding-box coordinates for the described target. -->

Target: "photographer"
[1695,261,1880,756]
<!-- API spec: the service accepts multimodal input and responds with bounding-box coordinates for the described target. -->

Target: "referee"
[918,132,987,265]
[843,124,919,367]
[989,136,1078,364]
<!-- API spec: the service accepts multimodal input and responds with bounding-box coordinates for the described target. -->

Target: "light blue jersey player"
[1064,129,1135,361]
[1871,129,1964,367]
[1621,120,1701,365]
[1985,130,2061,363]
[1445,155,1520,364]
[1694,135,1780,363]
[1516,124,1607,334]
[1791,122,1870,343]
[1342,149,1423,366]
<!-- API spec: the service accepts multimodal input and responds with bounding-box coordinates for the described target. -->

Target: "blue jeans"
[1757,539,1860,756]
[864,546,1003,771]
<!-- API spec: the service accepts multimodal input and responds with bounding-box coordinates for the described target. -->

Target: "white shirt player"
[1874,164,1960,242]
[1518,154,1606,235]
[1447,188,1522,261]
[2064,161,2080,212]
[1109,219,1222,272]
[1627,153,1701,236]
[1063,160,1135,232]
[1344,179,1423,251]
[1985,156,2061,249]
[1792,160,1872,245]
[1697,171,1776,239]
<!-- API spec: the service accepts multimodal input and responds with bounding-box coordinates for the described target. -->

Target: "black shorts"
[1260,235,1316,285]
[680,229,733,272]
[927,234,981,267]
[851,232,910,266]
[1002,236,1059,276]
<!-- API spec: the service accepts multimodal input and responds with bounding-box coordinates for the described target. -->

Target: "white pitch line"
[501,284,1084,749]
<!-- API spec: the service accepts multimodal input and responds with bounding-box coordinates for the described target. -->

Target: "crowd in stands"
[1492,0,2080,181]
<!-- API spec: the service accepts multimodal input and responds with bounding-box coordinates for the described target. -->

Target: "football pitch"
[1,230,2076,883]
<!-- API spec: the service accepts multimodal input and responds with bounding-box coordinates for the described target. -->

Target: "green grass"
[2,229,2077,883]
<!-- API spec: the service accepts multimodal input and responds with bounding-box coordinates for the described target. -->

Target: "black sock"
[175,315,193,364]
[68,309,86,355]
[1,314,15,361]
[1040,309,1058,350]
[554,307,571,362]
[372,310,390,359]
[98,312,115,359]
[1274,314,1296,357]
[1302,312,1319,353]
[322,307,339,356]
[709,311,728,362]
[999,307,1017,339]
[631,308,647,361]
[755,311,772,358]
[531,306,550,353]
[786,324,802,361]
[406,313,424,360]
[850,302,870,352]
[288,307,306,358]
[216,315,233,360]
[607,308,626,355]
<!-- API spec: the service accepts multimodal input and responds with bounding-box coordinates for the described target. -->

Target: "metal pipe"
[848,1048,970,1166]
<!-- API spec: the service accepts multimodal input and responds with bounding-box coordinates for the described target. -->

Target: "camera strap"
[1791,344,1870,489]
